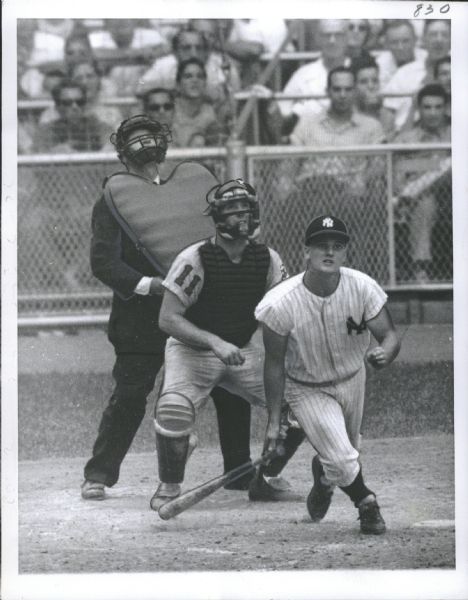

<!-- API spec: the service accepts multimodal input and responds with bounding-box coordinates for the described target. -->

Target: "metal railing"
[17,142,452,326]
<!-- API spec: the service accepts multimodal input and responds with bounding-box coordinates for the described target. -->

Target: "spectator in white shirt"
[383,20,451,131]
[27,19,76,66]
[20,32,94,99]
[138,27,241,106]
[89,20,167,97]
[279,20,349,133]
[375,20,426,89]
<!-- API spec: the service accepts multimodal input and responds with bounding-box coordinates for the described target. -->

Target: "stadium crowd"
[17,18,452,283]
[18,18,451,152]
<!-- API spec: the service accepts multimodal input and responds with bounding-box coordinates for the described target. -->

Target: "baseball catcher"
[150,178,305,510]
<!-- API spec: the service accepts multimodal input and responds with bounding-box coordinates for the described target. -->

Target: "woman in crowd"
[172,57,226,147]
[346,19,373,61]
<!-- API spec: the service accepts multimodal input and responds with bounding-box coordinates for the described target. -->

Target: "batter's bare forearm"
[380,330,401,363]
[264,357,286,433]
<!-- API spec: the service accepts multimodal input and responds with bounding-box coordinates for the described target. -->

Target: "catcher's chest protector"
[186,242,271,347]
[103,161,218,275]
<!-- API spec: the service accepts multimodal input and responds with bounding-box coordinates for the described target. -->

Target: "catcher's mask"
[205,179,260,240]
[110,114,172,167]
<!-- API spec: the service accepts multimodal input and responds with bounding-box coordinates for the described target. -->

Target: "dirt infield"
[19,434,454,573]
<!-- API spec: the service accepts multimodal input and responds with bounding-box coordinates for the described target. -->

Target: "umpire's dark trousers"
[84,353,253,487]
[84,352,164,487]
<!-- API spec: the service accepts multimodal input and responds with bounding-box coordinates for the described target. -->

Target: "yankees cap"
[304,215,350,245]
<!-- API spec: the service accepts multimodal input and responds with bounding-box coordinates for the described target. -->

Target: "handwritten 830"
[414,3,450,17]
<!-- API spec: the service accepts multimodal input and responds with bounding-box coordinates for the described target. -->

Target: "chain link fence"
[248,143,452,287]
[18,151,227,318]
[18,143,452,320]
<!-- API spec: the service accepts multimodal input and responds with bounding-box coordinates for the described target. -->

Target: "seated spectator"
[64,32,95,70]
[89,19,168,96]
[20,31,93,99]
[383,20,451,131]
[277,67,385,273]
[278,20,350,132]
[346,19,373,61]
[223,19,292,87]
[290,66,384,158]
[434,56,451,123]
[148,19,188,49]
[39,60,121,128]
[375,20,426,89]
[352,56,395,139]
[399,55,451,132]
[137,27,241,106]
[141,87,176,131]
[27,19,76,66]
[171,58,225,147]
[33,79,111,153]
[393,83,451,282]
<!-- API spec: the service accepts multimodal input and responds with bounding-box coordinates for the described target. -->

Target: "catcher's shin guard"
[154,392,196,484]
[262,426,306,477]
[155,432,190,484]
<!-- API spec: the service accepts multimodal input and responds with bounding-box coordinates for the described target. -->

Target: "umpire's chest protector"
[103,161,217,275]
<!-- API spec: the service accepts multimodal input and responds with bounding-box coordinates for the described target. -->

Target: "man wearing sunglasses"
[33,79,110,153]
[142,87,176,129]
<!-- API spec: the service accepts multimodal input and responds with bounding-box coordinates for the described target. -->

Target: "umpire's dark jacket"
[90,195,167,354]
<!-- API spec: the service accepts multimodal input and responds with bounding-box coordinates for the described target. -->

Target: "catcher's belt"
[103,161,218,275]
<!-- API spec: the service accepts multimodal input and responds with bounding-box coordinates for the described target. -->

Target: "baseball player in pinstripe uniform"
[255,215,401,534]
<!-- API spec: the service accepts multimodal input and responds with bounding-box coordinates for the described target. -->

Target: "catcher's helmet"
[110,114,172,167]
[205,179,260,240]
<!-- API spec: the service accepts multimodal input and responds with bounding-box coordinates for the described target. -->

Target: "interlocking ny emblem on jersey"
[346,316,367,335]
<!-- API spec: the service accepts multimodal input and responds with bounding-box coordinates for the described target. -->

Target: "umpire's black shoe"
[248,470,296,501]
[358,497,386,535]
[306,455,334,522]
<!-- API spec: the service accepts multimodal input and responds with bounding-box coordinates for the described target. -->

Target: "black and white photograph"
[2,1,468,599]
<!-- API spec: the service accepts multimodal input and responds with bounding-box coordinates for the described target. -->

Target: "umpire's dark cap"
[304,215,350,245]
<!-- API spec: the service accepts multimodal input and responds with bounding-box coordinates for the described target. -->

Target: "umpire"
[81,115,253,500]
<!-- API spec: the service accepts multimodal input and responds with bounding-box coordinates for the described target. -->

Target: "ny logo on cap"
[323,217,334,228]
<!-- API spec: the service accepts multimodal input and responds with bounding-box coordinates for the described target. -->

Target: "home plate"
[412,520,455,528]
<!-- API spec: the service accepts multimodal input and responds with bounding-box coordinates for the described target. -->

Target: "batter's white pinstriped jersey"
[255,267,388,384]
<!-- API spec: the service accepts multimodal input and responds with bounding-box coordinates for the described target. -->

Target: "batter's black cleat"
[358,498,386,535]
[150,482,181,512]
[306,455,334,522]
[248,470,297,501]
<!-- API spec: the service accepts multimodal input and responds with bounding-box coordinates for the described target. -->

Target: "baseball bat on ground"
[158,448,280,520]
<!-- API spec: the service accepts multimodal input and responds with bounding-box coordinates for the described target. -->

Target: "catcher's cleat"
[358,497,386,535]
[81,480,105,501]
[306,455,334,522]
[248,470,297,501]
[150,482,181,512]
